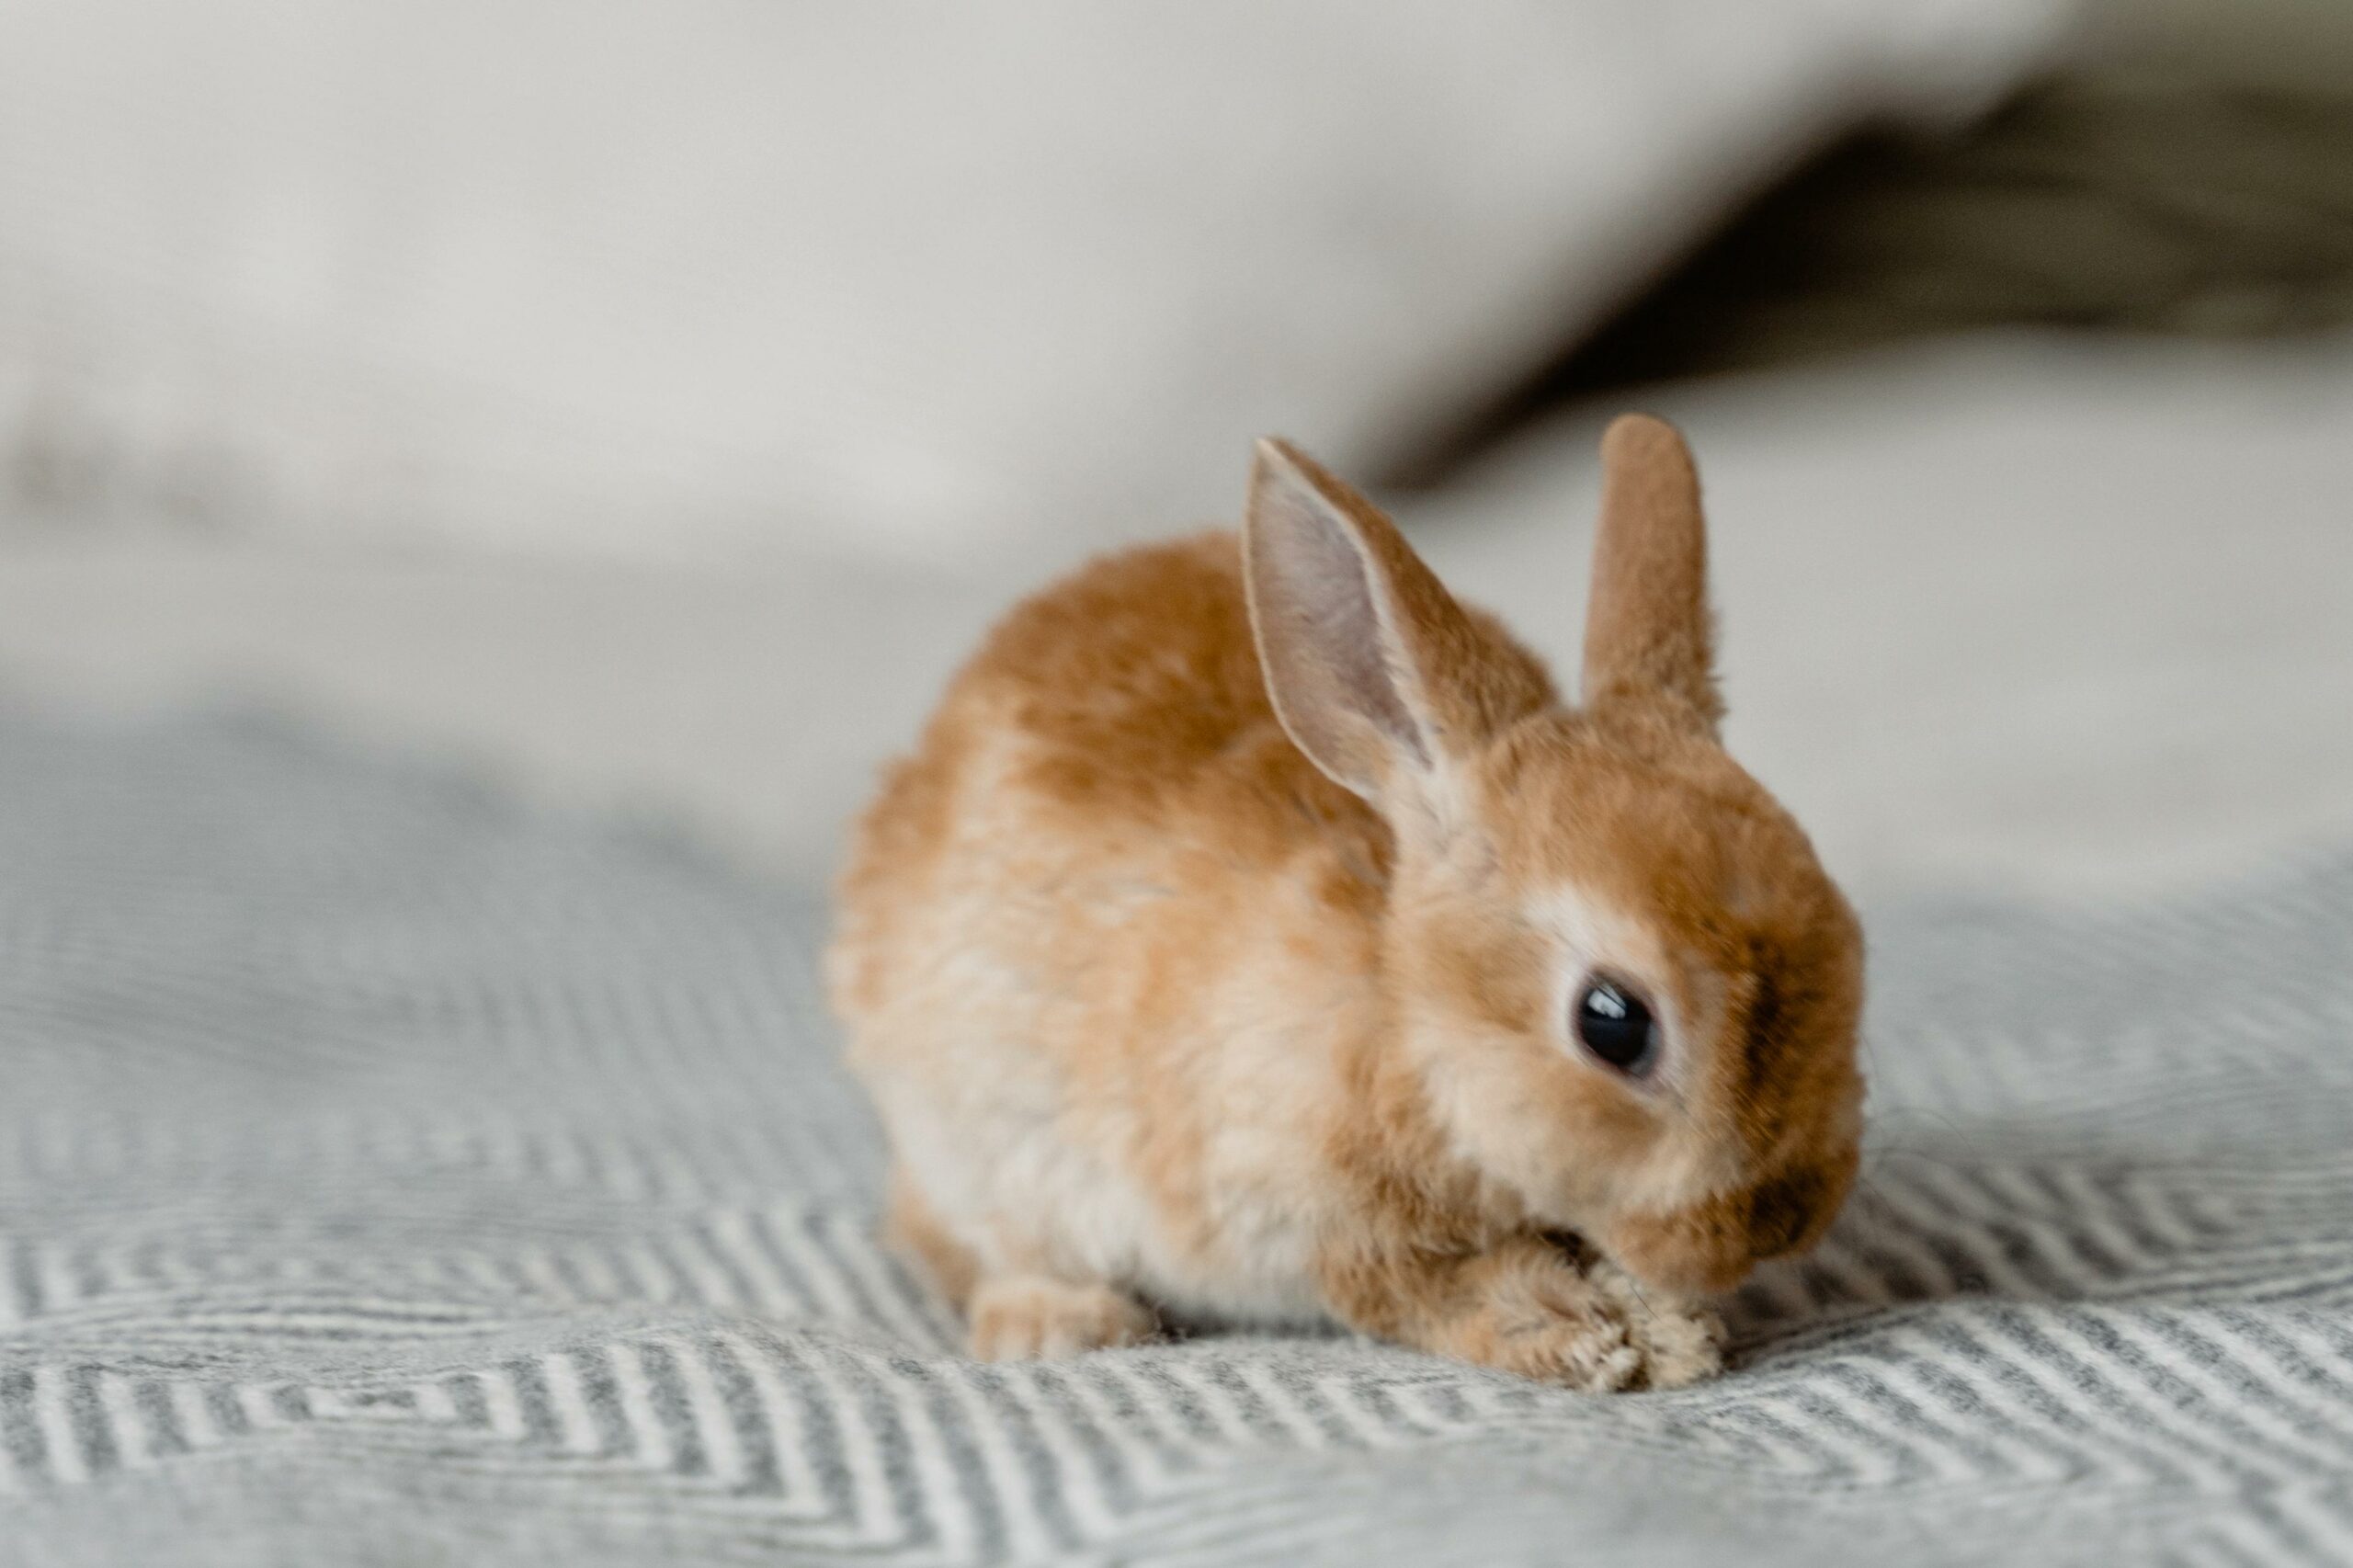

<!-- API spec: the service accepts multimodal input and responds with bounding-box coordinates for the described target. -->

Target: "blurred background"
[3,0,2349,906]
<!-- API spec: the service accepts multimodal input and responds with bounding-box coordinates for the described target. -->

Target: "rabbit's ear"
[1244,438,1489,822]
[1581,415,1723,733]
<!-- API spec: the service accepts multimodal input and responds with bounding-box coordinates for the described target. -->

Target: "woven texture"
[3,710,2351,1566]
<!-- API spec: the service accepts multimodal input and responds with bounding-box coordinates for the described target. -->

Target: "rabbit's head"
[1245,417,1863,1297]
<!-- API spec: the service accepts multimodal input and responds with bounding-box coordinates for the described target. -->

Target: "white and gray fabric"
[0,2,2059,566]
[3,709,2351,1566]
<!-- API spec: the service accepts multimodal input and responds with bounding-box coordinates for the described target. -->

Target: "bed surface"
[4,704,2352,1565]
[4,338,2351,1560]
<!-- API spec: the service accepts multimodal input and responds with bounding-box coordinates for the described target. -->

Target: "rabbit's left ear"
[1581,415,1723,733]
[1244,437,1518,829]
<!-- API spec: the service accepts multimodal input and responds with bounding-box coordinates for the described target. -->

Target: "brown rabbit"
[827,416,1863,1390]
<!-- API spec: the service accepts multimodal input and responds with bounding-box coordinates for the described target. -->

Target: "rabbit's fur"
[828,417,1862,1390]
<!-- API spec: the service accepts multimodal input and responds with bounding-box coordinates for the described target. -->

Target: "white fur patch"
[1527,882,1688,1097]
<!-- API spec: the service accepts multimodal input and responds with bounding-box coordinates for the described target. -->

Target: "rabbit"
[827,415,1863,1391]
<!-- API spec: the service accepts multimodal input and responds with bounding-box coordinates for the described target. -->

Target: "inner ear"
[1243,438,1445,806]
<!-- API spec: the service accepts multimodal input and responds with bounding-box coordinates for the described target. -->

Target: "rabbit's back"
[831,531,1390,1018]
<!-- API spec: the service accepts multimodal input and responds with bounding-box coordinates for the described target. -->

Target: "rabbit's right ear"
[1581,415,1724,732]
[1243,437,1487,827]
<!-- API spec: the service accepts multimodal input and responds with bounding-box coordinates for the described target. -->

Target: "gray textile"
[3,710,2351,1567]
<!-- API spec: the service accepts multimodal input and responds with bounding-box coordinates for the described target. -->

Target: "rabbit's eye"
[1574,979,1655,1074]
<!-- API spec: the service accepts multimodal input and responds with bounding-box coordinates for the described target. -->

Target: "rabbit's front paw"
[1438,1245,1724,1391]
[1441,1251,1645,1392]
[1586,1258,1725,1390]
[968,1276,1158,1360]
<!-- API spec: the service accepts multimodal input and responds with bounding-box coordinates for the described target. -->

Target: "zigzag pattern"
[0,710,2349,1565]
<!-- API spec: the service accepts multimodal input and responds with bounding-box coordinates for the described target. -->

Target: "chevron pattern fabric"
[2,710,2351,1566]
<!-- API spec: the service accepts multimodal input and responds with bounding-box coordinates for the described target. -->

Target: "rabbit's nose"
[1601,1144,1859,1296]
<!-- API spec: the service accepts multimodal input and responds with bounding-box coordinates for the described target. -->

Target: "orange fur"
[828,416,1862,1389]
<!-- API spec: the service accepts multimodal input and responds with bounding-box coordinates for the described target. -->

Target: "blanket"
[2,708,2349,1565]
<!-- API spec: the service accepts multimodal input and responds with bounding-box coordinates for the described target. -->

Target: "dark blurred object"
[1391,58,2353,486]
